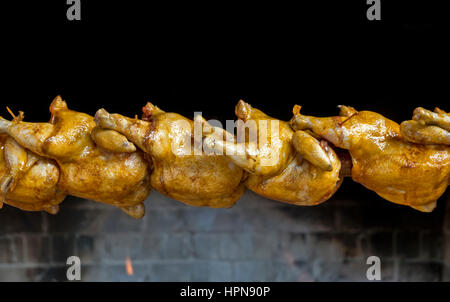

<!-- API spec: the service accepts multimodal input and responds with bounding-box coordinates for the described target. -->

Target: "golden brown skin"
[91,127,137,153]
[412,107,450,131]
[245,141,342,206]
[202,100,342,206]
[400,107,450,145]
[0,96,151,218]
[227,100,296,177]
[0,134,65,214]
[94,103,245,208]
[291,105,450,212]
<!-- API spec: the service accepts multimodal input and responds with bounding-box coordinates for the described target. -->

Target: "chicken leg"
[400,107,450,145]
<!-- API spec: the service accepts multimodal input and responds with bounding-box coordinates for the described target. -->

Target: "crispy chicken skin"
[0,134,65,214]
[291,105,450,212]
[201,100,342,206]
[206,100,297,177]
[400,107,450,145]
[0,96,151,218]
[94,103,245,208]
[244,144,342,206]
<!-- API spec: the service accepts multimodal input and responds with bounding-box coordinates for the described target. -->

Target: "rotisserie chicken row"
[0,96,448,217]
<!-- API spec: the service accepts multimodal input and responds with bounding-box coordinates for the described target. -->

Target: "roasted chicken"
[0,96,151,218]
[0,133,65,214]
[291,105,450,212]
[201,100,343,206]
[94,103,245,208]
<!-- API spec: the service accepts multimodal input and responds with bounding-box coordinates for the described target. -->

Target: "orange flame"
[125,256,134,276]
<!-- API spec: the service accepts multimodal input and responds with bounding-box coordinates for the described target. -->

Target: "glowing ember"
[125,256,134,276]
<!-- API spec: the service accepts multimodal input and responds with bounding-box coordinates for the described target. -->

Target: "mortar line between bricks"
[41,212,48,234]
[392,259,446,264]
[418,231,425,261]
[186,231,195,261]
[20,234,27,264]
[48,236,54,265]
[74,233,79,258]
[393,230,399,281]
[15,235,24,263]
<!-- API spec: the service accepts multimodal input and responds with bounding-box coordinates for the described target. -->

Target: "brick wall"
[0,179,449,281]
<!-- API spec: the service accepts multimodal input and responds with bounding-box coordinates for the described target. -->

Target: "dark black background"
[1,0,446,124]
